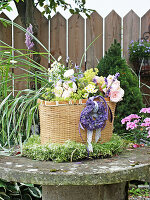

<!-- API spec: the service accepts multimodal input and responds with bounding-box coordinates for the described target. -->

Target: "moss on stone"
[23,134,126,162]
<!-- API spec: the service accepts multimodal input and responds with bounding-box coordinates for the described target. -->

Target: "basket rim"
[37,97,111,107]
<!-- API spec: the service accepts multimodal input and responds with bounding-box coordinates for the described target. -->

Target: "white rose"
[62,90,72,99]
[64,69,74,78]
[63,81,77,92]
[63,81,69,90]
[54,86,63,98]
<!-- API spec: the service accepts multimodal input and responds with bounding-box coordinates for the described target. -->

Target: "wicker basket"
[37,98,116,144]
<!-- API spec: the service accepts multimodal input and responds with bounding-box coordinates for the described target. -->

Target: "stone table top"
[0,147,150,186]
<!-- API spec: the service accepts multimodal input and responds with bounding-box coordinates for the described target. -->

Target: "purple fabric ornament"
[80,96,108,131]
[25,24,34,50]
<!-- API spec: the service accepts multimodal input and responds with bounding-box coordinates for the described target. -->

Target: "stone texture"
[42,182,128,200]
[0,147,150,185]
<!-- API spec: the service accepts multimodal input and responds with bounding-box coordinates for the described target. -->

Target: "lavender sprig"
[25,24,34,50]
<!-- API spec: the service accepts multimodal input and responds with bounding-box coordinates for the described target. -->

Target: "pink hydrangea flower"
[144,118,150,123]
[140,107,150,113]
[147,130,150,138]
[121,114,141,124]
[126,122,138,130]
[140,122,150,127]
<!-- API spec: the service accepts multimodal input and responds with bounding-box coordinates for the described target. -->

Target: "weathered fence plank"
[35,8,49,69]
[68,14,85,68]
[50,12,66,65]
[0,13,12,50]
[141,10,150,105]
[14,16,28,91]
[105,10,121,52]
[141,10,150,38]
[123,10,140,61]
[86,11,103,69]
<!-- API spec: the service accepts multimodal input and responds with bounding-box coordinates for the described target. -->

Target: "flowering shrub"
[128,39,150,63]
[121,107,150,143]
[42,57,124,103]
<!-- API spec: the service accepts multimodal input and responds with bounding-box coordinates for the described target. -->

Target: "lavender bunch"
[25,24,34,50]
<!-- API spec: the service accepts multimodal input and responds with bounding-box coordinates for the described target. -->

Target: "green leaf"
[28,187,42,198]
[6,183,20,194]
[0,180,6,189]
[5,6,12,12]
[69,9,75,14]
[22,193,32,200]
[20,183,34,187]
[0,193,10,200]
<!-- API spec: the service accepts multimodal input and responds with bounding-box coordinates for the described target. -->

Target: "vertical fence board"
[68,14,84,68]
[86,11,103,69]
[14,16,28,91]
[105,10,121,52]
[35,8,49,69]
[141,10,150,106]
[50,12,66,65]
[123,10,140,61]
[0,13,12,50]
[141,10,150,38]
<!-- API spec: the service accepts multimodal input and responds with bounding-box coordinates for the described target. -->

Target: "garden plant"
[97,40,144,139]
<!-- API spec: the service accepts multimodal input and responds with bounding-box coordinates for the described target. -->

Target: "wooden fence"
[0,9,150,103]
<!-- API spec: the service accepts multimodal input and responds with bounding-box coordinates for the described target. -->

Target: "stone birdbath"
[0,147,150,200]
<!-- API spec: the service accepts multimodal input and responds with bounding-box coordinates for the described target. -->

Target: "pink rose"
[110,88,124,103]
[111,80,120,91]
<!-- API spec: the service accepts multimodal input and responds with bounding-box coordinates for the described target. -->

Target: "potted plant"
[38,57,124,151]
[128,39,150,75]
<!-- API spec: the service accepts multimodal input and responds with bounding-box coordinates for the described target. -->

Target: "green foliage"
[23,134,126,162]
[0,0,12,12]
[97,40,144,136]
[128,39,150,63]
[0,179,42,200]
[129,186,150,198]
[1,0,94,19]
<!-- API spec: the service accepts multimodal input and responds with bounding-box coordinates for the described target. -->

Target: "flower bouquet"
[38,57,124,151]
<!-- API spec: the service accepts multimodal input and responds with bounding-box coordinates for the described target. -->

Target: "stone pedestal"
[0,148,149,200]
[42,182,128,200]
